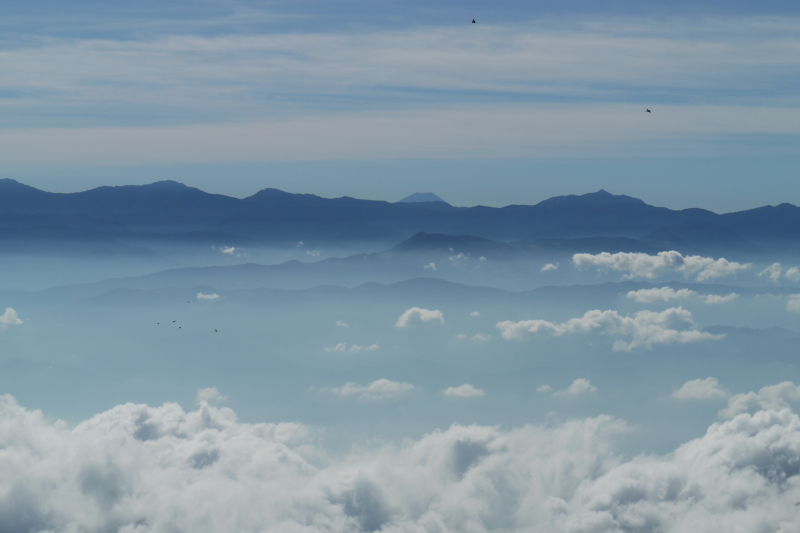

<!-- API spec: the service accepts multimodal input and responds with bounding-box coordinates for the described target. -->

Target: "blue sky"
[2,0,800,210]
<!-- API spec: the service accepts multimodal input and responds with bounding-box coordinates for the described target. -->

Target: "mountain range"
[1,179,799,255]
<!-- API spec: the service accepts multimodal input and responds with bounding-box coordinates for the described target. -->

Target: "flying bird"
[646,109,651,113]
[215,329,218,333]
[472,19,476,23]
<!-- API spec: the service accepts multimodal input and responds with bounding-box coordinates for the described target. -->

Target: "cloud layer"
[574,251,751,281]
[4,394,800,532]
[497,307,721,351]
[626,287,739,304]
[324,379,414,399]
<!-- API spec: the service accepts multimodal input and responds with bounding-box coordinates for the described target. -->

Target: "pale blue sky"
[2,0,799,209]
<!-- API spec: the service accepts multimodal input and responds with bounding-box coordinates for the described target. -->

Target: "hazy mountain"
[0,180,797,253]
[398,193,447,203]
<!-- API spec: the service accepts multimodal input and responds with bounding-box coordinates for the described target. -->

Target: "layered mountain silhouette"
[1,179,798,253]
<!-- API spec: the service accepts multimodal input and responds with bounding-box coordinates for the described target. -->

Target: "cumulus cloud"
[573,251,751,281]
[324,343,379,353]
[672,378,729,400]
[787,294,800,313]
[541,263,559,272]
[395,307,445,327]
[423,262,437,271]
[626,287,697,303]
[470,311,480,317]
[472,333,491,341]
[325,379,413,399]
[335,320,349,327]
[196,292,220,300]
[551,379,597,397]
[196,387,226,402]
[720,381,800,419]
[8,392,800,532]
[443,384,486,398]
[626,287,738,305]
[496,307,721,351]
[213,245,245,257]
[0,307,23,329]
[703,293,739,304]
[306,250,320,257]
[758,263,800,283]
[449,252,465,261]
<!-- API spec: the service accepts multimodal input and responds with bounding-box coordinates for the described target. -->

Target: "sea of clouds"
[3,386,800,533]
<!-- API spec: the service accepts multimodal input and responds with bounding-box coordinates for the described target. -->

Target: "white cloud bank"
[626,287,738,304]
[574,251,751,281]
[787,294,800,313]
[395,307,445,327]
[324,379,414,399]
[443,384,486,398]
[5,392,800,532]
[0,307,23,329]
[496,307,721,351]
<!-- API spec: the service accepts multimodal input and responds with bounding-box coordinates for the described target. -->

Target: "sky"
[2,0,800,210]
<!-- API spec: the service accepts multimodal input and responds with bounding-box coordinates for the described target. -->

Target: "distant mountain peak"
[399,192,447,204]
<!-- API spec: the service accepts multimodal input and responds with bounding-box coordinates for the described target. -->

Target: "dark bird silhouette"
[472,19,476,23]
[215,329,218,332]
[646,109,651,113]
[172,320,176,323]
[179,326,182,329]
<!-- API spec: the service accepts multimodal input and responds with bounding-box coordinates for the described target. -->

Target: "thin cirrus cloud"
[443,384,486,398]
[626,286,739,304]
[3,17,800,167]
[573,251,751,281]
[497,307,722,351]
[323,343,380,353]
[0,307,23,329]
[6,390,800,531]
[538,379,597,397]
[395,307,444,327]
[323,379,414,399]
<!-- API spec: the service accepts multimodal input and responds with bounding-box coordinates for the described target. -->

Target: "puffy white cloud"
[541,263,559,272]
[626,287,697,303]
[720,381,800,419]
[787,294,800,313]
[759,262,784,282]
[554,379,597,397]
[196,292,220,300]
[573,251,751,281]
[335,320,349,327]
[306,250,320,257]
[423,262,437,271]
[326,379,413,399]
[324,343,380,353]
[449,252,465,261]
[196,387,226,402]
[470,311,480,317]
[672,378,729,400]
[220,246,236,254]
[0,307,23,329]
[443,384,486,398]
[758,263,800,283]
[7,392,800,532]
[395,307,445,327]
[703,293,739,304]
[472,333,491,341]
[496,307,721,351]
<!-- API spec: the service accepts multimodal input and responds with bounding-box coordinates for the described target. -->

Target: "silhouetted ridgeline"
[1,179,799,247]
